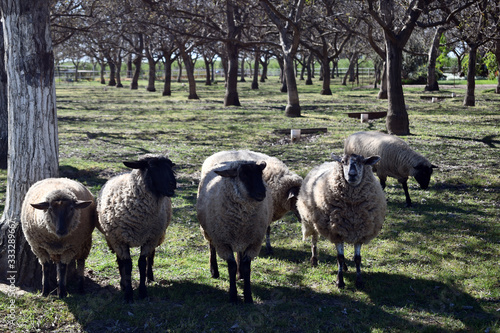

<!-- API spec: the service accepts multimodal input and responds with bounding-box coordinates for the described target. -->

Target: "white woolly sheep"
[200,150,302,254]
[344,131,437,207]
[197,158,273,303]
[297,153,386,288]
[97,154,177,302]
[21,178,96,298]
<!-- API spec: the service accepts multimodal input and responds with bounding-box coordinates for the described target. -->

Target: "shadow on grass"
[59,270,497,332]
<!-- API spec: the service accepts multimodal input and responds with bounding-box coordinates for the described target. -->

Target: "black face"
[238,163,267,202]
[414,164,433,189]
[144,157,177,197]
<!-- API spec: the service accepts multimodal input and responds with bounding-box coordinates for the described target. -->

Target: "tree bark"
[204,57,211,86]
[146,57,156,92]
[0,0,59,289]
[494,40,500,94]
[251,50,259,90]
[425,27,445,92]
[108,60,117,86]
[115,56,123,88]
[463,45,477,106]
[305,53,313,85]
[320,55,331,95]
[178,45,199,100]
[385,38,409,135]
[131,55,142,90]
[283,53,301,117]
[99,61,106,85]
[0,24,7,170]
[224,41,241,106]
[163,57,173,96]
[378,61,388,99]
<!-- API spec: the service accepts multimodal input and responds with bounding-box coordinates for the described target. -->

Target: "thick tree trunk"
[99,61,106,84]
[320,56,331,95]
[108,61,116,86]
[163,57,173,96]
[251,50,259,90]
[283,53,301,117]
[127,55,133,78]
[463,45,477,106]
[116,57,123,88]
[0,0,59,289]
[425,27,445,92]
[239,57,246,82]
[179,48,198,100]
[146,57,156,92]
[131,55,142,90]
[305,54,313,85]
[385,39,409,135]
[260,59,268,82]
[494,40,500,94]
[0,24,7,170]
[224,41,240,106]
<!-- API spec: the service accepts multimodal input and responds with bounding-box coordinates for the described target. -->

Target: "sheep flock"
[19,131,436,302]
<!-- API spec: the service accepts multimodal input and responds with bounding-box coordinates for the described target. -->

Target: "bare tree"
[425,27,446,91]
[0,0,59,289]
[0,24,6,170]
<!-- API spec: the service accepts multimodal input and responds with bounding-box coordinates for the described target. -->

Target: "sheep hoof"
[211,270,220,279]
[337,280,345,289]
[138,285,148,299]
[266,246,274,255]
[124,287,134,303]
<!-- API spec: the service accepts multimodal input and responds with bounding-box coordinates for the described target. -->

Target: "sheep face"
[124,156,177,197]
[31,191,92,237]
[331,153,380,187]
[413,163,437,189]
[214,161,267,201]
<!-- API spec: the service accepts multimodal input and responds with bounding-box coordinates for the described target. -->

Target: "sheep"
[296,153,386,289]
[200,150,302,254]
[97,154,177,302]
[21,178,96,298]
[197,158,273,303]
[344,131,437,207]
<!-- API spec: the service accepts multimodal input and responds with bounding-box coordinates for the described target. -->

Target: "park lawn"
[0,78,499,332]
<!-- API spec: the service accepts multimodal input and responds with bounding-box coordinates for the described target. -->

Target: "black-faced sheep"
[197,158,272,303]
[21,178,96,298]
[344,131,437,207]
[200,150,302,254]
[97,154,176,302]
[297,153,386,288]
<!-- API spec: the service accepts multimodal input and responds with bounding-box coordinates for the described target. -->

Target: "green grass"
[0,77,499,332]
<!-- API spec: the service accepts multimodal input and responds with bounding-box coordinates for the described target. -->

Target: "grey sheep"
[97,154,177,302]
[21,178,96,298]
[200,150,302,254]
[344,131,437,207]
[197,158,272,303]
[297,153,386,288]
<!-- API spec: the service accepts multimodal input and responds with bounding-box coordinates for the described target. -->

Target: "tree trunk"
[239,57,246,82]
[0,0,59,289]
[494,40,500,94]
[378,61,388,99]
[463,45,477,106]
[0,24,7,170]
[305,53,313,85]
[283,53,301,117]
[108,61,117,86]
[99,61,106,84]
[425,27,445,92]
[179,47,198,100]
[116,56,123,88]
[204,57,211,86]
[176,58,182,82]
[251,50,259,90]
[385,38,409,135]
[320,56,331,95]
[127,55,133,78]
[131,55,142,90]
[260,58,268,82]
[146,57,156,92]
[224,41,240,106]
[163,57,172,96]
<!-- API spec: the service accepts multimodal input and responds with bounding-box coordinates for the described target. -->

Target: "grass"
[0,77,499,332]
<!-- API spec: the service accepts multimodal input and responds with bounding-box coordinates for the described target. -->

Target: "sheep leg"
[146,250,155,283]
[399,178,412,207]
[209,243,219,278]
[310,233,318,267]
[117,247,133,302]
[335,243,345,289]
[265,225,274,255]
[57,262,68,298]
[236,252,243,280]
[76,258,85,293]
[379,176,387,190]
[354,243,364,288]
[227,254,238,304]
[138,255,148,299]
[240,254,253,304]
[41,262,51,296]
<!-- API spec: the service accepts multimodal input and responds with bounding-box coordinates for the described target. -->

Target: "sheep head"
[31,190,92,237]
[331,153,380,187]
[214,161,267,202]
[413,163,438,189]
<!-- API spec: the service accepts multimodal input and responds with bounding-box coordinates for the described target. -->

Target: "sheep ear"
[287,186,300,200]
[75,200,92,209]
[364,156,381,166]
[257,161,267,171]
[330,154,342,163]
[31,202,50,210]
[214,168,238,178]
[123,160,148,169]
